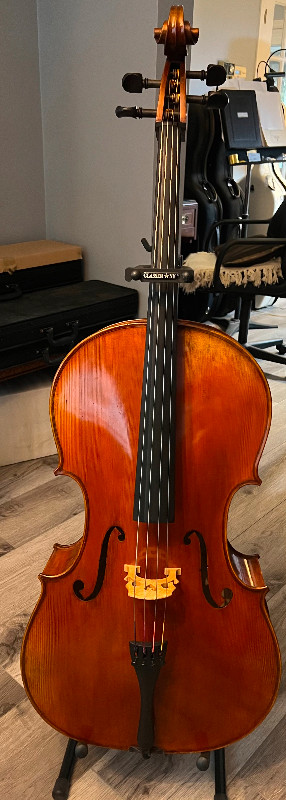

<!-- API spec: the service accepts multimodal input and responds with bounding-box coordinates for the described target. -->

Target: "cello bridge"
[124,565,181,600]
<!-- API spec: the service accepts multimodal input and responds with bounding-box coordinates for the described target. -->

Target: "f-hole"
[184,529,233,609]
[73,525,125,602]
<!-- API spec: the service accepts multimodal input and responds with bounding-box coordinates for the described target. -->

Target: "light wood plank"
[0,455,57,503]
[229,716,286,800]
[0,474,84,548]
[228,440,286,539]
[93,748,216,800]
[0,664,26,716]
[0,537,14,556]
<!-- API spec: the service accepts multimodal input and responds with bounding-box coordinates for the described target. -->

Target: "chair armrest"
[213,237,286,288]
[205,217,272,251]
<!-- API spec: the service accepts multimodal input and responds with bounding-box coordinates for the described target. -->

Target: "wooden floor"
[0,302,286,800]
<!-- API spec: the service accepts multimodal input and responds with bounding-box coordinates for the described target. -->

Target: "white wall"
[256,0,276,75]
[37,1,194,315]
[190,0,262,83]
[0,0,46,244]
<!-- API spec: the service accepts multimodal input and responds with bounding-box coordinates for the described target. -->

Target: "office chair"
[183,198,286,366]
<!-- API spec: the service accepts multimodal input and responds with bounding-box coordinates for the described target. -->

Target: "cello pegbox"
[154,5,199,58]
[154,7,199,127]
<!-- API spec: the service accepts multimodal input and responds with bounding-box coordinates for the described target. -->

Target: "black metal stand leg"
[52,739,88,799]
[234,297,241,321]
[214,748,228,800]
[53,741,228,800]
[238,297,252,345]
[196,748,228,800]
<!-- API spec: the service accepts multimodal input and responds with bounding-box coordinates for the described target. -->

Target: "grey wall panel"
[37,1,194,315]
[37,1,157,314]
[0,0,45,244]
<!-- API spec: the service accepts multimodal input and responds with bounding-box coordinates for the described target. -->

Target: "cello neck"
[151,116,183,274]
[133,277,178,524]
[133,65,186,525]
[132,11,195,525]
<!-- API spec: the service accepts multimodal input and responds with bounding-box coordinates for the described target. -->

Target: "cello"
[21,5,281,760]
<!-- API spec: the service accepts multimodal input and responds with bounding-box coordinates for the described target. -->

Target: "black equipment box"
[221,90,263,150]
[0,280,138,379]
[0,240,83,299]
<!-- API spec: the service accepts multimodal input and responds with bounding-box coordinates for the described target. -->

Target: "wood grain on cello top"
[20,319,281,753]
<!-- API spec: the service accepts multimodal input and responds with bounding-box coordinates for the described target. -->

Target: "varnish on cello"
[21,6,281,757]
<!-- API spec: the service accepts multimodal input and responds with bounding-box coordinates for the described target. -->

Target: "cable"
[272,162,286,192]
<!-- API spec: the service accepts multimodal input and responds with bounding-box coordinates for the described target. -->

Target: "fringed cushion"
[183,251,283,294]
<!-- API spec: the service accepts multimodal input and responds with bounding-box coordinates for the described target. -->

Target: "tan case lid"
[0,240,82,273]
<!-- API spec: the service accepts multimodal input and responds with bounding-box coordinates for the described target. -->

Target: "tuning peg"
[122,73,160,93]
[206,90,228,109]
[186,91,228,110]
[115,106,156,119]
[205,64,226,86]
[186,64,226,86]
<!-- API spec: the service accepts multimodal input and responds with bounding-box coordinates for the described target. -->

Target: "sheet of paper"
[223,78,240,90]
[255,91,286,146]
[237,80,267,93]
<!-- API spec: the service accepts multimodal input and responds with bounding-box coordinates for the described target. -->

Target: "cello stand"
[214,748,228,800]
[196,748,228,800]
[52,741,228,800]
[52,739,88,799]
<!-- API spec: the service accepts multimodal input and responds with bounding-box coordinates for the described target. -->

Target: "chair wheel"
[276,343,286,354]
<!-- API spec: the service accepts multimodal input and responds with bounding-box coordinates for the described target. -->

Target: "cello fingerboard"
[133,283,178,524]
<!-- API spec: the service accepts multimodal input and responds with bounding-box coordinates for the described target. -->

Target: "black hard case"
[0,280,138,378]
[0,259,83,297]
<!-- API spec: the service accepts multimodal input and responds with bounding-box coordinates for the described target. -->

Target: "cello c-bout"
[21,6,281,756]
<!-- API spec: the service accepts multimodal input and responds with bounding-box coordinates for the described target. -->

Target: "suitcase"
[0,240,83,298]
[0,280,138,380]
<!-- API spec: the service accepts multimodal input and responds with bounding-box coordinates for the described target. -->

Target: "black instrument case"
[0,280,138,378]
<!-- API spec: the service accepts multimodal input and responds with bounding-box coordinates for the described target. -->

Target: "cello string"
[145,120,168,646]
[134,122,164,645]
[153,265,168,651]
[144,280,160,642]
[134,283,153,643]
[153,120,171,649]
[154,116,173,650]
[162,121,179,649]
[153,122,164,271]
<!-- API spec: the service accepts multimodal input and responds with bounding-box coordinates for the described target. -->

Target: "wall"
[190,0,262,84]
[1,1,265,284]
[37,0,193,315]
[256,0,276,74]
[0,0,45,244]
